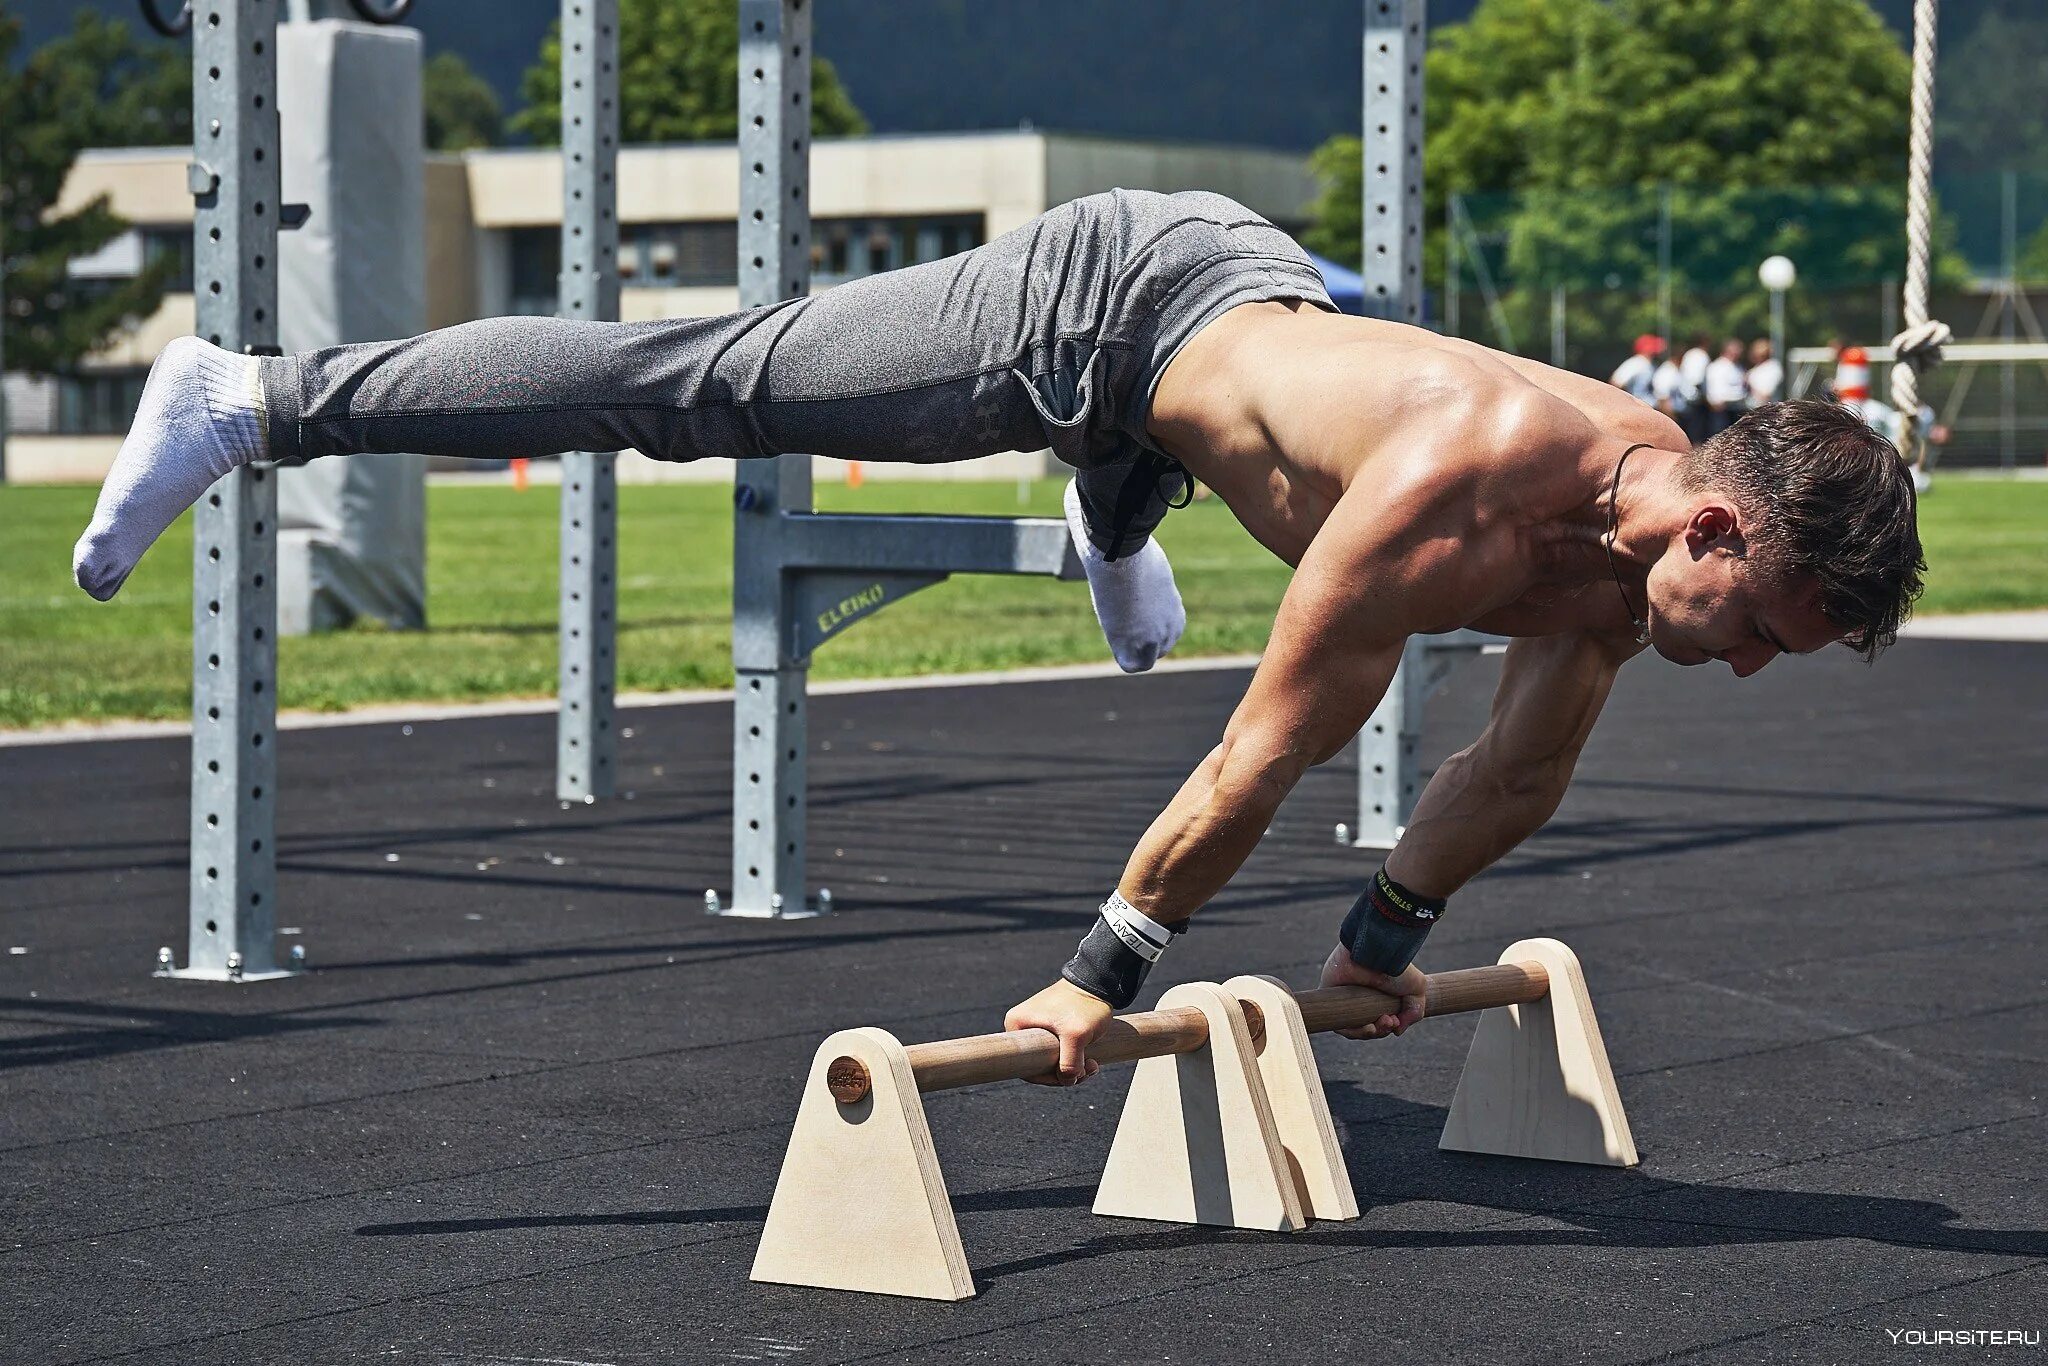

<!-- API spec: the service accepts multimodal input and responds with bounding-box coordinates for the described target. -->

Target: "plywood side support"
[1224,973,1359,1222]
[1093,982,1306,1232]
[1439,938,1638,1167]
[751,1027,974,1301]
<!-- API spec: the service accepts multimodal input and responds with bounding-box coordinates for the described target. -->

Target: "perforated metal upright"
[1361,0,1425,325]
[1343,0,1497,852]
[726,0,816,917]
[715,0,1079,918]
[172,0,292,980]
[555,0,621,802]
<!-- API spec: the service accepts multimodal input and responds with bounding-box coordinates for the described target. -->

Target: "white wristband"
[1100,891,1174,964]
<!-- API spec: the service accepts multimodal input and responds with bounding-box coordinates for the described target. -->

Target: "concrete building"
[5,131,1316,484]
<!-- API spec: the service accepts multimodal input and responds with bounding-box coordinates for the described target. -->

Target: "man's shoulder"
[1490,384,1600,462]
[1395,382,1602,531]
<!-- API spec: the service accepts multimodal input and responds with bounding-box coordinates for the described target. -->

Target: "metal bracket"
[780,512,1082,578]
[157,942,305,983]
[790,571,946,660]
[703,887,833,920]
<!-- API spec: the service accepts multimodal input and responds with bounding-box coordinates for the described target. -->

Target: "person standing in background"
[1677,333,1713,441]
[1652,346,1691,434]
[1702,337,1749,438]
[1746,338,1783,408]
[1608,334,1662,404]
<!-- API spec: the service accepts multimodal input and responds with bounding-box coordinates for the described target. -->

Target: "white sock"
[73,336,269,601]
[1064,478,1186,673]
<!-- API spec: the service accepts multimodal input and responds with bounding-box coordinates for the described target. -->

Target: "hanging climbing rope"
[1890,0,1950,488]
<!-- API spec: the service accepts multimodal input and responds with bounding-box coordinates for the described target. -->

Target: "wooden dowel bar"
[1293,961,1548,1035]
[827,962,1550,1104]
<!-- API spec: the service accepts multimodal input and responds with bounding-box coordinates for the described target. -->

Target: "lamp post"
[1758,255,1796,399]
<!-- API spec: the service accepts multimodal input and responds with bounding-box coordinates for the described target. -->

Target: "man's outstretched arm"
[1004,456,1508,1081]
[1310,629,1643,1039]
[1384,630,1643,899]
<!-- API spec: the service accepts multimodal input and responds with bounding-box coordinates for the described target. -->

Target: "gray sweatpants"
[259,188,1333,559]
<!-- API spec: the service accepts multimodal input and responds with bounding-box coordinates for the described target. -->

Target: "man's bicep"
[1474,632,1641,784]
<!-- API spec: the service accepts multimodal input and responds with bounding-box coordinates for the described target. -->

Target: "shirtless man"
[72,190,1925,1080]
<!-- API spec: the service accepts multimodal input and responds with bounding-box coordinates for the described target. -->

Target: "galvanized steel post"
[179,0,289,980]
[1361,0,1426,325]
[726,0,818,917]
[556,0,621,803]
[1346,0,1464,853]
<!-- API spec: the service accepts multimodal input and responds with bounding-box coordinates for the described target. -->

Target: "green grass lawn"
[3,474,2042,729]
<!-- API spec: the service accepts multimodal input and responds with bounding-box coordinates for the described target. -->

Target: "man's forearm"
[1383,747,1568,898]
[1113,739,1296,922]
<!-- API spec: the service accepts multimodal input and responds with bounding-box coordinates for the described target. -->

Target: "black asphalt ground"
[3,640,2044,1364]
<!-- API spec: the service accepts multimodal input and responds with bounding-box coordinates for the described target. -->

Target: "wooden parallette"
[750,937,1635,1300]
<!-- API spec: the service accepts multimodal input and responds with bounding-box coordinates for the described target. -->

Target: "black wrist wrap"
[1061,905,1181,1009]
[1338,866,1446,976]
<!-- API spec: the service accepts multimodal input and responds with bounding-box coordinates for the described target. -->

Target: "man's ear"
[1683,502,1746,560]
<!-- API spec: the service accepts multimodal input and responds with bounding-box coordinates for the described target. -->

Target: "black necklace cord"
[1606,442,1654,645]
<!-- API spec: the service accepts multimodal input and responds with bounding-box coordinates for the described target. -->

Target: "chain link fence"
[1440,172,2048,468]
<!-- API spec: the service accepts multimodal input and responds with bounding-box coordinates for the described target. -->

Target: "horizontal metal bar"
[1791,342,2048,364]
[779,513,1083,580]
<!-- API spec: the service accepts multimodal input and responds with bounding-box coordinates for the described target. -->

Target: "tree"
[511,0,867,146]
[2021,223,2048,287]
[1,12,181,378]
[1936,8,2048,180]
[1305,0,1961,362]
[423,50,504,152]
[89,22,193,148]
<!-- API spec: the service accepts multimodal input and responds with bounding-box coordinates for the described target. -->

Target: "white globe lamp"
[1757,256,1797,400]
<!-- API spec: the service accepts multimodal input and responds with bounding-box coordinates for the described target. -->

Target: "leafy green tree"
[91,25,193,148]
[1,12,181,377]
[1306,0,1961,360]
[1936,7,2048,283]
[512,0,867,146]
[423,50,504,152]
[2021,223,2048,286]
[1937,8,2048,179]
[1302,136,1363,274]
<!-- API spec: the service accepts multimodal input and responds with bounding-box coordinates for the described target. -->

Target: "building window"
[53,371,151,434]
[65,226,195,295]
[141,227,195,293]
[811,214,984,288]
[507,214,985,306]
[508,228,561,315]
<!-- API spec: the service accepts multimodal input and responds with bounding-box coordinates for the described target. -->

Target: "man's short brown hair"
[1685,400,1925,660]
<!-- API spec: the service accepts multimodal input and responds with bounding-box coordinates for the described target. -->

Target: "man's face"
[1641,503,1842,677]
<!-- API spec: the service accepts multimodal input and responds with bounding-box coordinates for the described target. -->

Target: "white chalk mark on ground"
[710,1337,810,1361]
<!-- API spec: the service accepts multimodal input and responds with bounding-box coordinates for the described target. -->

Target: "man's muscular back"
[1150,300,1684,640]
